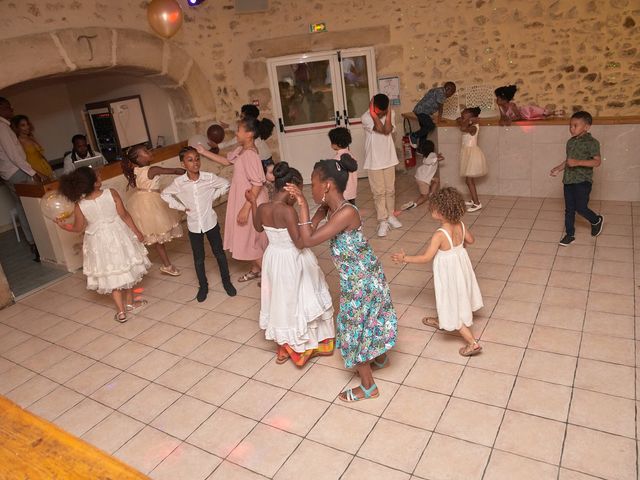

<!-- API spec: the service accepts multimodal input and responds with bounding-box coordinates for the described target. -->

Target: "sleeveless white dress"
[79,189,151,294]
[433,223,483,331]
[459,124,488,178]
[260,226,334,353]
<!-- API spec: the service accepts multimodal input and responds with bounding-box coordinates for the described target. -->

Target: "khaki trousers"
[367,166,396,222]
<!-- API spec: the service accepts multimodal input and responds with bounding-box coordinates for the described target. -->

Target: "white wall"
[0,72,177,228]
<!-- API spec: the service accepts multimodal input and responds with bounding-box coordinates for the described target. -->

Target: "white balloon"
[41,192,74,221]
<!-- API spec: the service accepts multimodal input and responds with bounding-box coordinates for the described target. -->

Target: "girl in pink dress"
[196,116,268,282]
[495,85,564,125]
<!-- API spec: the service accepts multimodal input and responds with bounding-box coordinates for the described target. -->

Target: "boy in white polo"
[361,93,401,237]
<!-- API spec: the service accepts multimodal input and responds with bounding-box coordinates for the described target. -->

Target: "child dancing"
[392,187,483,356]
[401,140,444,211]
[285,155,397,402]
[197,116,269,283]
[328,127,358,205]
[246,162,334,366]
[457,107,488,212]
[122,145,185,276]
[56,167,150,323]
[161,147,236,302]
[495,85,564,125]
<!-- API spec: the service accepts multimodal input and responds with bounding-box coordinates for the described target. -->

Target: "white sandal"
[114,311,127,323]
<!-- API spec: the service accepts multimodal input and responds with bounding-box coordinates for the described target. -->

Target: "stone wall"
[0,0,638,128]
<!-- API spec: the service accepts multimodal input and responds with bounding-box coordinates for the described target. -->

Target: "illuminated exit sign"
[310,22,327,33]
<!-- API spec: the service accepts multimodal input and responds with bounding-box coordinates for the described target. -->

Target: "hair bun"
[273,161,290,179]
[338,153,358,173]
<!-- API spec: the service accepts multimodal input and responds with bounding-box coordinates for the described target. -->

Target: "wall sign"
[378,76,401,105]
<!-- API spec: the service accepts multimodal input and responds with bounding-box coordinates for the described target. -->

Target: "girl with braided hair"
[121,144,185,276]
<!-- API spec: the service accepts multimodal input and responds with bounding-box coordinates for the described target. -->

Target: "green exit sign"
[310,22,327,33]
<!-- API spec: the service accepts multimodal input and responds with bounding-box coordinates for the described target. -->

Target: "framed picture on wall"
[378,76,401,106]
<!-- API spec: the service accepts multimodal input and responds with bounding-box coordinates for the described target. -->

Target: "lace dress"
[79,189,150,294]
[329,203,397,368]
[127,166,183,245]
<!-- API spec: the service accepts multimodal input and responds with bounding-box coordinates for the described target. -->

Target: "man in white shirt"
[63,134,107,174]
[161,146,236,302]
[0,97,40,261]
[361,94,402,237]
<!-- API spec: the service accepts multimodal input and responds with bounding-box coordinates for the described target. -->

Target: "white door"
[267,48,377,182]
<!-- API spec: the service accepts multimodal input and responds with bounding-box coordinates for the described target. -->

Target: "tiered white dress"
[433,223,483,331]
[459,125,488,178]
[260,226,334,353]
[79,189,151,294]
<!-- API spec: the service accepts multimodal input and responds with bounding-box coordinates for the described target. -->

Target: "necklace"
[327,200,349,219]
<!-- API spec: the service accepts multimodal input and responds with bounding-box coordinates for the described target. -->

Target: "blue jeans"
[564,181,599,236]
[412,113,436,149]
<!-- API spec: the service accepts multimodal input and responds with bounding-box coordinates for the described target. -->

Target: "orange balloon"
[147,0,184,39]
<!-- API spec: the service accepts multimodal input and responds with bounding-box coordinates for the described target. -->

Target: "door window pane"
[276,61,336,126]
[342,55,370,118]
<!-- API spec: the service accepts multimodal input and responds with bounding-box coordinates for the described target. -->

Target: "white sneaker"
[464,200,475,206]
[467,203,483,213]
[377,221,390,237]
[401,201,417,211]
[387,215,403,229]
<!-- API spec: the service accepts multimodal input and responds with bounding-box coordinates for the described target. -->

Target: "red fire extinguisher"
[402,117,416,169]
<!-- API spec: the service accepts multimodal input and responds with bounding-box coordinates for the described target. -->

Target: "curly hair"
[428,187,466,223]
[58,166,97,202]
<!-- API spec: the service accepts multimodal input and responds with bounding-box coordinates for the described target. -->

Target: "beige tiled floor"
[0,174,638,479]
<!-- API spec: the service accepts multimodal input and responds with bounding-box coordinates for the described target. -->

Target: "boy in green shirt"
[550,111,604,246]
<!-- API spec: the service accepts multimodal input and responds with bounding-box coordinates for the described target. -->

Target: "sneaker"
[408,133,418,149]
[591,215,604,237]
[387,215,403,229]
[401,201,417,211]
[377,221,390,237]
[559,234,575,246]
[464,200,475,206]
[222,280,237,297]
[466,203,482,213]
[196,286,208,302]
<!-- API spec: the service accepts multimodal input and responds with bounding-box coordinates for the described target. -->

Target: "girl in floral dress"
[285,155,397,402]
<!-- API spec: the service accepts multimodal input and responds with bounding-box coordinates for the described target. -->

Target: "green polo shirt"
[563,132,600,184]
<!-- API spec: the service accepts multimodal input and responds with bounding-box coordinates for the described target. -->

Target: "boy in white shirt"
[161,146,236,302]
[361,94,401,237]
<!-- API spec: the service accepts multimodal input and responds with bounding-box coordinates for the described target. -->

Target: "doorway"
[267,47,377,182]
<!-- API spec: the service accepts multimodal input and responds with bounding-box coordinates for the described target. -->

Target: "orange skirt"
[277,339,334,367]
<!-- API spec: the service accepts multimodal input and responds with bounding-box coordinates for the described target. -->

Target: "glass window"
[342,55,370,118]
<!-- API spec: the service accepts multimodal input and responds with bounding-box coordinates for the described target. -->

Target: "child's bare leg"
[466,177,479,204]
[155,243,173,268]
[429,177,440,197]
[111,289,126,314]
[252,258,262,273]
[458,325,477,345]
[124,288,133,306]
[415,194,430,206]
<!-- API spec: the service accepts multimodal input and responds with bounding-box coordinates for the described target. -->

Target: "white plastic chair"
[9,208,20,242]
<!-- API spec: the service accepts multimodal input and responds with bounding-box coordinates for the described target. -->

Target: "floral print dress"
[329,203,397,368]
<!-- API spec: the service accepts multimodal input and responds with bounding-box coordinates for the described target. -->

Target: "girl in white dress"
[56,167,151,323]
[245,162,335,366]
[392,187,483,356]
[457,107,488,212]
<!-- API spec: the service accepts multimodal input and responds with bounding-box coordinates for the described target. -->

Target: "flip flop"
[238,271,261,282]
[459,343,483,357]
[339,383,379,402]
[422,317,441,329]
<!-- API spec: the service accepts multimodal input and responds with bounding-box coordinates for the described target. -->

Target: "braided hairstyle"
[312,154,358,193]
[272,162,303,191]
[121,144,147,189]
[428,187,466,223]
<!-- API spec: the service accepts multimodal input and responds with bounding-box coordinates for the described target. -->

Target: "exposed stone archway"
[0,27,218,139]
